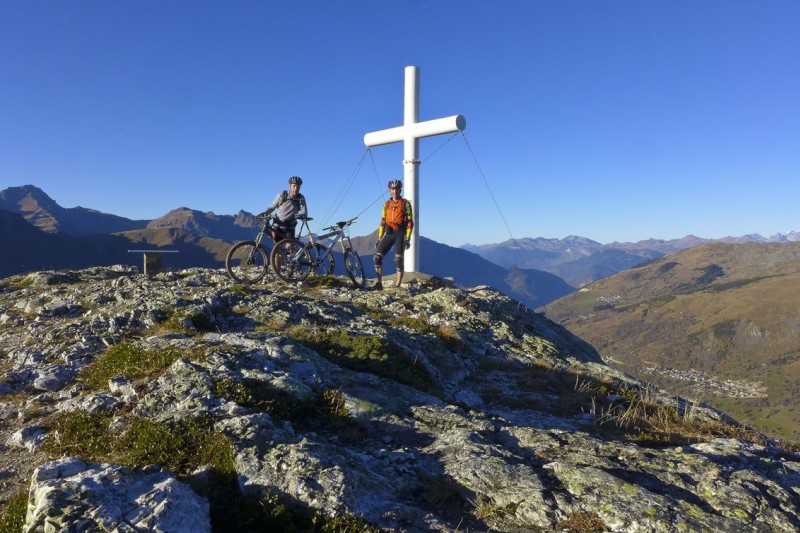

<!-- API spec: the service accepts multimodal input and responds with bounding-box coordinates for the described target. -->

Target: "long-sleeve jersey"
[378,197,413,239]
[263,191,307,222]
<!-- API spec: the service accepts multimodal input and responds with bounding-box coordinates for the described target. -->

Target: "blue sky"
[2,1,799,247]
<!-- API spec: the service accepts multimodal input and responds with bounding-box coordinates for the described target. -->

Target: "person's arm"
[404,201,414,239]
[296,194,308,219]
[260,192,284,217]
[378,202,387,239]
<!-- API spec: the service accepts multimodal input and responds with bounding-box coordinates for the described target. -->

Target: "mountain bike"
[225,215,278,284]
[271,216,366,288]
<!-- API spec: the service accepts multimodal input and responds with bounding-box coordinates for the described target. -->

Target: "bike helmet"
[388,179,402,190]
[289,176,303,185]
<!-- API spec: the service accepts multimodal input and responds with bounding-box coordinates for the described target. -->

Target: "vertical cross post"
[364,66,466,273]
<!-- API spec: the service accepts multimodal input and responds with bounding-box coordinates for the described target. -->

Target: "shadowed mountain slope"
[0,185,149,235]
[1,181,576,310]
[352,231,575,309]
[543,241,800,439]
[0,209,229,276]
[147,207,259,243]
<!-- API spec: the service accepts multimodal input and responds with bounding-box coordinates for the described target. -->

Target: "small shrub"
[388,315,437,335]
[230,284,251,294]
[163,311,216,335]
[419,473,464,508]
[303,275,349,289]
[557,510,607,532]
[0,490,28,533]
[0,275,33,291]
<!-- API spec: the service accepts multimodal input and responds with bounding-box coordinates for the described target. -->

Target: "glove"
[405,239,411,250]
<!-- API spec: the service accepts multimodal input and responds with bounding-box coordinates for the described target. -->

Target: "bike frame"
[298,217,357,256]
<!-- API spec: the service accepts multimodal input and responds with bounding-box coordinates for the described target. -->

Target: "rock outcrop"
[1,266,799,531]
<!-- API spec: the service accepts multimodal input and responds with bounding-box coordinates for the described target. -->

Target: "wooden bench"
[127,250,179,276]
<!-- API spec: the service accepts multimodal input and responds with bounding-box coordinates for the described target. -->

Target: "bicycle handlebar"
[323,216,358,232]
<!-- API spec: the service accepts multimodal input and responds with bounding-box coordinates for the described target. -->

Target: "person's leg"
[394,231,405,286]
[374,234,391,289]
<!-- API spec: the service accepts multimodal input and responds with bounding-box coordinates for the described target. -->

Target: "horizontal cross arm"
[364,115,466,147]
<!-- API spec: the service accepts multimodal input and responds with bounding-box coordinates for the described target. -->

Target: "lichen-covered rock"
[1,267,799,532]
[25,457,210,532]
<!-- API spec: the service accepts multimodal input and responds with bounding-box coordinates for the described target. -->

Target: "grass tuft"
[214,377,350,432]
[38,409,378,531]
[286,327,438,395]
[79,342,203,390]
[0,491,28,533]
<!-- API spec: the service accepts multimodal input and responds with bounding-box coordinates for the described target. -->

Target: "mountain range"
[0,185,573,309]
[463,230,800,288]
[543,241,800,440]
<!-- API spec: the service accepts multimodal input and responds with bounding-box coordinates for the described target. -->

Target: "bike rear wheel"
[306,243,335,276]
[271,239,313,283]
[226,241,269,284]
[344,248,366,289]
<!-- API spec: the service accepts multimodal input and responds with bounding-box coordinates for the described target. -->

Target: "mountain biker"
[373,179,413,290]
[258,176,308,242]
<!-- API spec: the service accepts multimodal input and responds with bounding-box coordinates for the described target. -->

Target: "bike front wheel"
[271,239,313,283]
[344,248,366,289]
[306,243,335,276]
[226,241,269,284]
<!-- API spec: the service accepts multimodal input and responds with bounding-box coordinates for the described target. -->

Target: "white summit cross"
[364,65,466,273]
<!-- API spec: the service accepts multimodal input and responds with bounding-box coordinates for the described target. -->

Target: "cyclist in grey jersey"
[259,176,308,240]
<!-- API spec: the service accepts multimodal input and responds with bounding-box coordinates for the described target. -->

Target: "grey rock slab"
[25,456,210,532]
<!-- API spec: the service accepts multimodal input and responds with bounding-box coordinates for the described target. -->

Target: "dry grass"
[556,510,607,532]
[594,385,770,447]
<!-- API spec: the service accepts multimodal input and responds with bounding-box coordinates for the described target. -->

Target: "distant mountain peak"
[0,184,59,212]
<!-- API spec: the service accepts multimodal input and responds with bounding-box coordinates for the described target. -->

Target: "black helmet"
[289,176,303,185]
[388,179,402,190]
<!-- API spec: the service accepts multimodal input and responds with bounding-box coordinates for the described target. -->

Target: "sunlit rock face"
[1,266,799,532]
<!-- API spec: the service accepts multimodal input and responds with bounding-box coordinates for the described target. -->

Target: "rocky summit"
[1,267,800,532]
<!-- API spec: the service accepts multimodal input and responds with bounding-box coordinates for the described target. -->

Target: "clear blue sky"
[2,1,799,246]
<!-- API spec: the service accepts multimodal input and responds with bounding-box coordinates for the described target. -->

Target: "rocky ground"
[1,266,800,531]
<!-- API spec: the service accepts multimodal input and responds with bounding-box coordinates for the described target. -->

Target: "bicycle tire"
[271,239,313,283]
[306,243,335,276]
[226,241,269,284]
[344,248,366,289]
